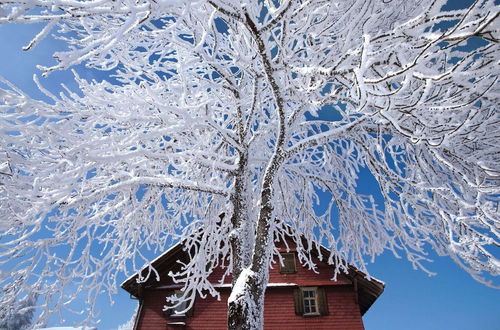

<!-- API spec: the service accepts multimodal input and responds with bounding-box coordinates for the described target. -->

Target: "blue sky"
[1,2,499,329]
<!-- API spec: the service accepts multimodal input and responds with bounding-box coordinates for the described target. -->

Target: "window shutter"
[163,307,174,318]
[293,288,304,316]
[317,287,329,316]
[185,299,195,317]
[163,292,174,318]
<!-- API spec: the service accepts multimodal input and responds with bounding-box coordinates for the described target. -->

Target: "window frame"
[301,287,320,316]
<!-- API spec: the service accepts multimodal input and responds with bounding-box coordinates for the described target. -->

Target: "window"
[302,288,319,315]
[279,252,297,274]
[294,287,329,317]
[163,290,194,318]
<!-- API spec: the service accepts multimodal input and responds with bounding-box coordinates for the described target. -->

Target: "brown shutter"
[163,291,174,318]
[293,288,304,316]
[163,307,174,318]
[185,298,195,317]
[163,309,173,317]
[318,287,329,316]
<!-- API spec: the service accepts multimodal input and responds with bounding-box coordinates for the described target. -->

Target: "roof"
[121,240,384,315]
[346,265,385,315]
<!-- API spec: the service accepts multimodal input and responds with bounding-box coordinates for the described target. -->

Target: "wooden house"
[121,239,384,329]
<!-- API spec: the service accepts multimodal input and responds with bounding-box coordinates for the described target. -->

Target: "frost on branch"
[0,0,499,328]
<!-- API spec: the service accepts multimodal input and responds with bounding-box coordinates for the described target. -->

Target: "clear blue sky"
[1,2,498,329]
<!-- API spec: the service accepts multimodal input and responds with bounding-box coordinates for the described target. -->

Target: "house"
[121,238,384,329]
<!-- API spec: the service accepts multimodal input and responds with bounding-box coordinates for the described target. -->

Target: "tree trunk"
[229,152,250,282]
[227,271,265,330]
[227,179,276,329]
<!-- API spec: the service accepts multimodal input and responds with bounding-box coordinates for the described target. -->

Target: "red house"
[121,239,384,329]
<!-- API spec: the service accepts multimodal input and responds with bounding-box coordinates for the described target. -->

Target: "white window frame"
[301,287,320,316]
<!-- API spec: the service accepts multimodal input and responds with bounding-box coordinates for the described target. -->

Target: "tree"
[0,0,498,328]
[116,305,138,330]
[0,276,37,330]
[0,296,37,330]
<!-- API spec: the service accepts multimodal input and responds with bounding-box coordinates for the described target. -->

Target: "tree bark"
[229,151,249,283]
[227,271,265,330]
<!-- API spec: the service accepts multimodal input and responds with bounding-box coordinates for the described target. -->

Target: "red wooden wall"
[137,285,364,330]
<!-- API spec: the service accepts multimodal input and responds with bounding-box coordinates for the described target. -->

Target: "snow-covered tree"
[0,0,498,328]
[0,276,37,330]
[116,305,137,330]
[0,296,36,330]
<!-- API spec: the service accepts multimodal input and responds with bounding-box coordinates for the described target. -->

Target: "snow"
[266,282,297,287]
[228,268,255,305]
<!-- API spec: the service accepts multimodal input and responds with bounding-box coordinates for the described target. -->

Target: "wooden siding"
[137,285,364,329]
